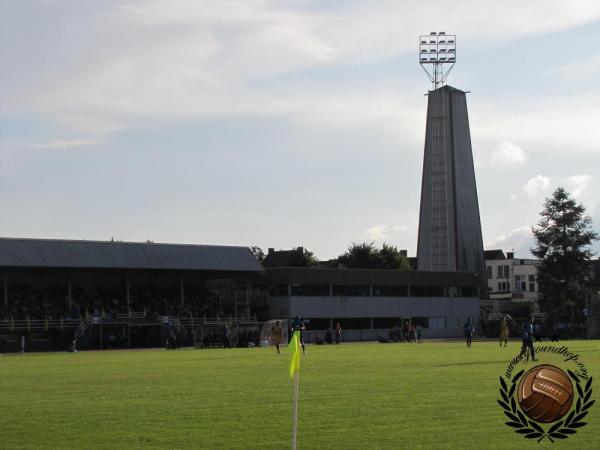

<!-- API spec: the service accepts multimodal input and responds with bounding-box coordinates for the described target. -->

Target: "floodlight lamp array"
[419,32,456,89]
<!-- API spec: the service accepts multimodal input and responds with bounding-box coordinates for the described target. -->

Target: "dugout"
[0,237,263,352]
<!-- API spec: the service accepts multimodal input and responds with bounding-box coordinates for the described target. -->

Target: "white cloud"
[555,55,600,81]
[563,174,593,199]
[485,226,534,257]
[365,224,408,242]
[490,141,527,165]
[33,138,100,150]
[523,175,551,198]
[5,0,600,137]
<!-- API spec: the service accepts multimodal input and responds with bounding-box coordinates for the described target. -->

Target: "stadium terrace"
[0,237,481,352]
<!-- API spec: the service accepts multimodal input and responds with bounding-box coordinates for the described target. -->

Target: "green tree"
[288,247,319,267]
[531,187,598,323]
[337,242,410,270]
[250,246,265,263]
[379,243,411,270]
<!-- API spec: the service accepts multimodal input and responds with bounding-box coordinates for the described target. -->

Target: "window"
[488,285,493,292]
[529,283,536,292]
[503,265,510,277]
[332,285,369,296]
[429,317,446,329]
[486,266,492,279]
[335,318,371,329]
[373,286,408,297]
[528,274,535,282]
[515,275,521,282]
[373,318,401,329]
[412,317,429,328]
[497,266,503,278]
[291,284,330,296]
[497,281,509,291]
[411,286,445,297]
[520,282,526,291]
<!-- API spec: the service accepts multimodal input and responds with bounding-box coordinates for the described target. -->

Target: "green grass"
[1,340,599,449]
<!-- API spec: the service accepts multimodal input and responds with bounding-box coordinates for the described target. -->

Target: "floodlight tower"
[416,32,489,299]
[419,31,456,90]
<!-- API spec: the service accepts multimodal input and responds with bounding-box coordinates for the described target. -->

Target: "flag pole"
[292,370,299,450]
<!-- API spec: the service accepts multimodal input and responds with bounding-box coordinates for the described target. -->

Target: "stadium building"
[0,237,484,352]
[252,267,480,341]
[0,237,263,352]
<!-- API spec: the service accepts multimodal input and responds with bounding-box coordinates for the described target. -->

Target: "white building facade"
[484,250,540,310]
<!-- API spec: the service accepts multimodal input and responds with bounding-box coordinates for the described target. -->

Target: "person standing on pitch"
[499,313,512,347]
[519,316,537,361]
[335,322,342,345]
[463,318,474,348]
[271,320,283,355]
[291,316,306,355]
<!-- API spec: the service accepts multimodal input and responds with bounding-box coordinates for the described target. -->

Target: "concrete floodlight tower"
[416,32,488,299]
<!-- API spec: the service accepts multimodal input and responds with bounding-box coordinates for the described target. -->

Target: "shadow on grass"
[430,360,508,367]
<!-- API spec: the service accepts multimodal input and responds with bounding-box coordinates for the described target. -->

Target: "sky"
[1,0,599,260]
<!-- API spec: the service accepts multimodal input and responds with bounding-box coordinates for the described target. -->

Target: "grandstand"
[0,237,263,352]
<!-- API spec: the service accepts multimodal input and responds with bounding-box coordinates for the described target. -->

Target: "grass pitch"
[1,340,598,449]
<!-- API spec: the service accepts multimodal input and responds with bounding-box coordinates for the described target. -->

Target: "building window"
[487,266,492,279]
[503,265,510,277]
[332,285,369,296]
[497,266,503,278]
[528,274,535,282]
[488,285,493,292]
[529,283,536,292]
[428,317,446,329]
[497,281,510,292]
[520,282,526,291]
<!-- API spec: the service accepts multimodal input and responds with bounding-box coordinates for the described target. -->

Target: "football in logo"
[517,365,574,423]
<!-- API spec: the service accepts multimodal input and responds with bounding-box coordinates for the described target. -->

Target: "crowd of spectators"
[0,283,221,323]
[379,324,424,343]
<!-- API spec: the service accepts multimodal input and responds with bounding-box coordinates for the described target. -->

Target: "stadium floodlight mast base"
[419,31,456,90]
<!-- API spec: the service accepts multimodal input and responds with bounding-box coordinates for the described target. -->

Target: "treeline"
[251,242,410,271]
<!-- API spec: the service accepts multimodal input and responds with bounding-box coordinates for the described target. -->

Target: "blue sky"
[1,0,599,259]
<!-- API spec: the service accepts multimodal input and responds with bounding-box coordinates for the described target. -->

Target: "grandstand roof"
[0,238,264,272]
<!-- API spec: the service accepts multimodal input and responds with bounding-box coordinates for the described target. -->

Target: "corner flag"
[288,330,301,379]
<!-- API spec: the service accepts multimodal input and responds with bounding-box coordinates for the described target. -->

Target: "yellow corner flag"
[288,330,301,379]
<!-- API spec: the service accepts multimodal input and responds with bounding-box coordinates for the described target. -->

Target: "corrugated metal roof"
[0,238,264,272]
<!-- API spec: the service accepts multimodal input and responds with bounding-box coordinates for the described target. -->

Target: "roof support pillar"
[68,279,72,311]
[3,273,7,309]
[180,278,184,306]
[126,278,130,307]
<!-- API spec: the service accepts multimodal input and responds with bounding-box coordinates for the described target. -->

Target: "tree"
[288,247,319,267]
[531,187,598,324]
[379,243,411,271]
[337,242,410,270]
[250,246,265,263]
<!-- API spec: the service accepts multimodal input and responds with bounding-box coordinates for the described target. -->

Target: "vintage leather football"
[517,365,573,423]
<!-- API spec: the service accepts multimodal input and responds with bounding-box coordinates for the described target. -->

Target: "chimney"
[268,248,274,255]
[506,252,514,260]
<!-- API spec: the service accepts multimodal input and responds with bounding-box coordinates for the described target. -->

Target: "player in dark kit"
[463,318,474,348]
[291,316,306,355]
[519,316,537,361]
